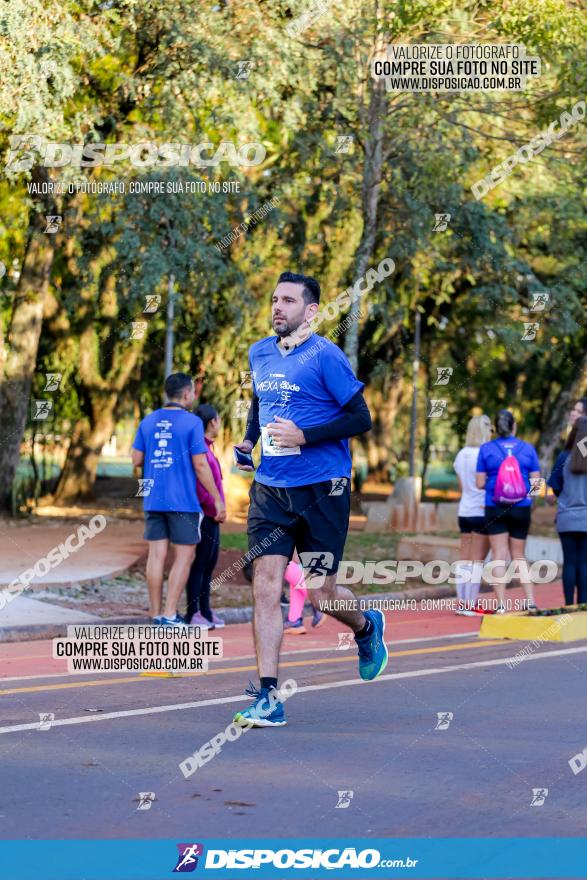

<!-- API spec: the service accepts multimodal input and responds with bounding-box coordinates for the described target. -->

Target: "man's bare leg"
[252,554,288,678]
[307,570,388,682]
[306,573,366,631]
[146,539,168,618]
[163,543,196,619]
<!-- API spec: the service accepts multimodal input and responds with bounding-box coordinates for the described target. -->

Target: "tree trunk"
[420,351,432,492]
[537,350,587,474]
[365,371,405,476]
[0,176,56,506]
[343,4,386,375]
[51,289,148,503]
[344,80,385,374]
[52,394,117,502]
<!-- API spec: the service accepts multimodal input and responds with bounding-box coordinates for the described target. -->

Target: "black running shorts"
[144,511,203,545]
[484,504,532,540]
[458,515,487,535]
[247,478,351,574]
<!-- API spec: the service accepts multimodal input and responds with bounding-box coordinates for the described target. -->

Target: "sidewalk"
[0,580,572,680]
[0,514,568,643]
[0,579,567,643]
[0,519,147,587]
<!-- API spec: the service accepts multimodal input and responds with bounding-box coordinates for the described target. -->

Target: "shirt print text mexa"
[256,376,301,409]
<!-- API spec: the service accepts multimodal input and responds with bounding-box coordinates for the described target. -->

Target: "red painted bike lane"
[0,581,565,682]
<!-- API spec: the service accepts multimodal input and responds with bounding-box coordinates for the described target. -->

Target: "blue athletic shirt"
[132,408,207,512]
[476,436,540,508]
[249,334,363,488]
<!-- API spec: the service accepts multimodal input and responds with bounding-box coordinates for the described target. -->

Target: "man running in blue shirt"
[132,373,226,627]
[233,272,388,727]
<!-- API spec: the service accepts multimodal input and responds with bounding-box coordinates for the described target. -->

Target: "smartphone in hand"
[233,446,255,470]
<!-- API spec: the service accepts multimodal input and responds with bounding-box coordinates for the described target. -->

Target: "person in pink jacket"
[186,404,227,629]
[282,556,324,634]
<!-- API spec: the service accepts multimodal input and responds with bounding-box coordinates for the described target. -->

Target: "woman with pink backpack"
[476,410,541,614]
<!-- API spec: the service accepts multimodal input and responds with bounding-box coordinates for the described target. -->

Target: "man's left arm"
[267,390,371,447]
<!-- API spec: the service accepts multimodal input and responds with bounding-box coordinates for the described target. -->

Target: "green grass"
[344,531,399,560]
[220,532,249,551]
[218,528,468,596]
[220,530,402,557]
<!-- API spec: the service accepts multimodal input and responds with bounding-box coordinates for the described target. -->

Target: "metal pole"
[409,309,421,477]
[164,273,175,379]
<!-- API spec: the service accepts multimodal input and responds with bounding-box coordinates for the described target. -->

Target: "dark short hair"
[277,271,320,305]
[196,403,218,430]
[576,398,587,416]
[164,372,192,400]
[495,409,515,437]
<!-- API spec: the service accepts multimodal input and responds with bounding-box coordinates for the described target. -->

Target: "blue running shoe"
[233,682,287,728]
[356,609,388,681]
[161,613,189,628]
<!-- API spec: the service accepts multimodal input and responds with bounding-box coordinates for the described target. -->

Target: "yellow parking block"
[479,611,587,642]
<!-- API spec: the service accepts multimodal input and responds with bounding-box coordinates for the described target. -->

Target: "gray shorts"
[144,511,202,545]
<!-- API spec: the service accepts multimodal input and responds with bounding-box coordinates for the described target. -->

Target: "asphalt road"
[0,607,586,841]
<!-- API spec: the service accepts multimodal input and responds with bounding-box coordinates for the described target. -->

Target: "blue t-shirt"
[249,334,363,488]
[476,436,540,507]
[132,408,207,512]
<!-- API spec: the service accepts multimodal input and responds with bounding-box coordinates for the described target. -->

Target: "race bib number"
[261,426,301,457]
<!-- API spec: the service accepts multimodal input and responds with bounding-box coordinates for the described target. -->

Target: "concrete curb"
[0,584,461,643]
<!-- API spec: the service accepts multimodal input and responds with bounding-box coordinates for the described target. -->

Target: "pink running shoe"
[189,612,214,630]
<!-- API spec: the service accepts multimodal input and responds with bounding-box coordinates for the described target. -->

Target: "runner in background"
[185,404,227,629]
[131,373,226,627]
[476,409,540,614]
[547,416,587,606]
[453,415,492,615]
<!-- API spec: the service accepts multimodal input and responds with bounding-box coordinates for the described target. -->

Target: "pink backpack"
[493,441,527,504]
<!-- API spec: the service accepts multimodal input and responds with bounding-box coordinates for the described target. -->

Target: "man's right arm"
[234,392,259,469]
[244,392,260,446]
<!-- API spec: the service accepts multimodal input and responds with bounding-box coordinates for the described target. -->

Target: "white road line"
[0,644,585,735]
[0,631,475,683]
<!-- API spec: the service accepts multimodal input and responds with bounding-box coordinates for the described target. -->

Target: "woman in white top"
[453,415,492,615]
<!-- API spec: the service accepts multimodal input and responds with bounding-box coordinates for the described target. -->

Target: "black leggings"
[559,531,587,605]
[185,516,220,621]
